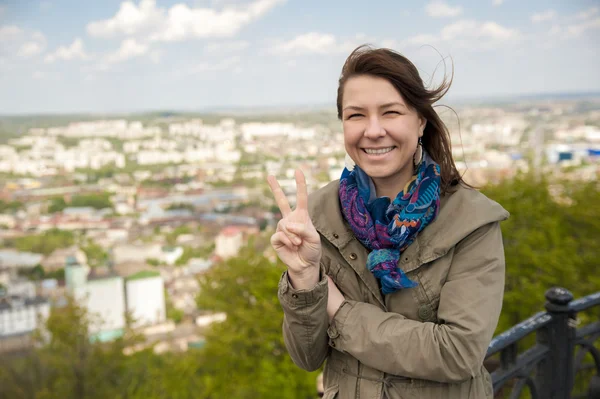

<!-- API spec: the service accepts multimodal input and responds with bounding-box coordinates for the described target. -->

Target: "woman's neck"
[371,165,415,199]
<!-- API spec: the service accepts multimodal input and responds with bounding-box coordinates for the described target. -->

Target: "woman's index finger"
[295,169,308,211]
[267,175,292,217]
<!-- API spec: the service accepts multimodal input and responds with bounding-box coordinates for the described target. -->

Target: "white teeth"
[364,147,394,155]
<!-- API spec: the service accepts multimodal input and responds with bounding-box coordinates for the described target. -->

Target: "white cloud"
[548,7,600,39]
[563,17,600,38]
[401,19,519,51]
[531,10,557,23]
[574,6,599,21]
[425,1,463,18]
[1,27,46,59]
[0,25,23,42]
[105,38,149,63]
[492,0,504,6]
[87,0,163,38]
[18,41,45,58]
[32,71,45,79]
[441,20,518,41]
[270,32,374,55]
[44,38,89,63]
[273,32,337,54]
[87,0,284,41]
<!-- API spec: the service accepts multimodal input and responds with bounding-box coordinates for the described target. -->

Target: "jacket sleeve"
[278,264,330,372]
[327,221,506,382]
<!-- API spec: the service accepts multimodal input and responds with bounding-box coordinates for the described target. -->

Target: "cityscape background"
[0,1,599,398]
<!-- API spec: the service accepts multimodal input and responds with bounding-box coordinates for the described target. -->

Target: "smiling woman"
[268,45,509,399]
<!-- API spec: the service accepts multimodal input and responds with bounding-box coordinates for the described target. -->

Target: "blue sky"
[0,0,599,114]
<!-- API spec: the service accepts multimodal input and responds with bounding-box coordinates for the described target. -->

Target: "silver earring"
[413,136,423,169]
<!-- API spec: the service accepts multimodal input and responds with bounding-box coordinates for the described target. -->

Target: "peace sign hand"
[267,169,321,289]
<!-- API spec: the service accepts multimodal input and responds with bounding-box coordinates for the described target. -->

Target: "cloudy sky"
[0,0,599,114]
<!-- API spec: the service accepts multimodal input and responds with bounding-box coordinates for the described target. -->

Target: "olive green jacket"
[278,181,509,398]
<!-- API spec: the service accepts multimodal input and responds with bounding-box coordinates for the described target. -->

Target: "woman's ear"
[419,118,427,137]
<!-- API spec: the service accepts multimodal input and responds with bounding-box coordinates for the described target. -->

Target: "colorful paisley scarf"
[339,151,441,294]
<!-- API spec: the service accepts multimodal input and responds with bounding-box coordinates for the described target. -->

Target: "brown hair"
[337,45,465,194]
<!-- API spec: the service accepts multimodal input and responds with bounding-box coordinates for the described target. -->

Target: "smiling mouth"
[363,146,395,155]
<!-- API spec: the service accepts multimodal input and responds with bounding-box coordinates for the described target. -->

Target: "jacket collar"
[308,180,509,273]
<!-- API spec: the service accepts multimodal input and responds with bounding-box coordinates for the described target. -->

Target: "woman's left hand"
[326,276,345,322]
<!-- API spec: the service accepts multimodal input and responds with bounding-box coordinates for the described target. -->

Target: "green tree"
[81,240,108,268]
[195,243,319,398]
[165,225,192,246]
[175,244,214,266]
[14,229,75,255]
[482,173,600,333]
[48,197,67,213]
[0,298,208,399]
[0,199,23,213]
[70,193,112,210]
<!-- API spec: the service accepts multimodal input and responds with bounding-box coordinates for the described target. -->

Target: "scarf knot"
[339,151,441,294]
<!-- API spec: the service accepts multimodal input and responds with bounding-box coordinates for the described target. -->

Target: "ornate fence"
[486,287,600,399]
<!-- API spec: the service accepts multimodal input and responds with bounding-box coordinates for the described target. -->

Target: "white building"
[5,280,36,297]
[215,226,244,259]
[66,263,126,342]
[0,295,50,338]
[125,272,166,328]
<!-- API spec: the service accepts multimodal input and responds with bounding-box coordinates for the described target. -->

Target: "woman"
[267,45,508,399]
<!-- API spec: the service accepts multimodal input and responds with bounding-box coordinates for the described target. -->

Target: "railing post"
[536,287,576,399]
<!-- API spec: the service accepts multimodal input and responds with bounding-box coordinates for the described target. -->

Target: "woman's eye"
[384,111,401,116]
[347,113,363,119]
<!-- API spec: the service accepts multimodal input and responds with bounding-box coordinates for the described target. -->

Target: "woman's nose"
[364,116,386,138]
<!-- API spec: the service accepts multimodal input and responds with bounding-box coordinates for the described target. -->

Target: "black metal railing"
[486,287,600,399]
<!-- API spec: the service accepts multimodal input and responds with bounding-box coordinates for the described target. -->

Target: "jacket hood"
[308,180,509,272]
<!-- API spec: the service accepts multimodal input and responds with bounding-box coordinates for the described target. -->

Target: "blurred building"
[65,255,168,341]
[125,271,166,328]
[65,257,126,342]
[0,289,50,354]
[0,295,50,338]
[215,226,243,259]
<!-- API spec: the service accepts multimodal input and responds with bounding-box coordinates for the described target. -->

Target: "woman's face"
[341,74,425,196]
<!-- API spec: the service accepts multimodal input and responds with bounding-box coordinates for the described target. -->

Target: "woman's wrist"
[288,267,320,290]
[326,276,346,322]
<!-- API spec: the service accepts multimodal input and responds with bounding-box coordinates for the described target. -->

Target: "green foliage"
[48,193,112,213]
[18,265,65,281]
[0,199,23,213]
[165,225,192,246]
[48,197,67,213]
[14,229,75,255]
[70,193,113,210]
[482,174,600,333]
[81,240,108,268]
[195,245,320,398]
[165,290,184,324]
[0,298,149,399]
[146,258,161,267]
[175,244,214,266]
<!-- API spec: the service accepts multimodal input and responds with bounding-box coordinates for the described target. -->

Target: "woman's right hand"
[267,169,321,289]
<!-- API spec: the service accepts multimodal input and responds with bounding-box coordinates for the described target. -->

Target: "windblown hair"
[337,45,465,194]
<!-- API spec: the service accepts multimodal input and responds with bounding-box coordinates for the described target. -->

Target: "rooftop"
[126,270,161,281]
